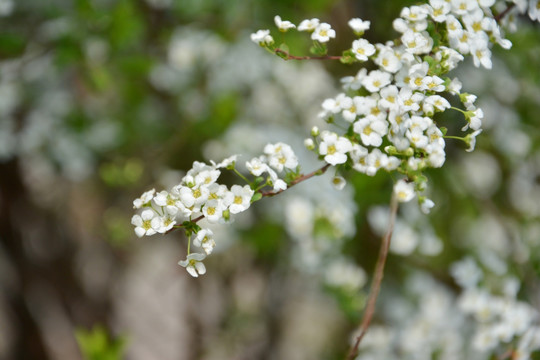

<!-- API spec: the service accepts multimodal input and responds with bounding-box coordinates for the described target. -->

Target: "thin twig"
[346,192,399,360]
[275,48,342,61]
[261,163,331,197]
[494,3,516,23]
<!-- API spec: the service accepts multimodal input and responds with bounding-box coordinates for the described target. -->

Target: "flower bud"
[311,126,320,137]
[304,138,315,150]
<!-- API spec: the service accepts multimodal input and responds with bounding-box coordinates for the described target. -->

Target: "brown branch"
[165,164,331,234]
[261,163,331,197]
[494,3,516,23]
[275,48,342,61]
[346,192,399,360]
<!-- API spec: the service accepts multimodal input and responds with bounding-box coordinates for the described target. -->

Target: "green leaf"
[251,192,263,202]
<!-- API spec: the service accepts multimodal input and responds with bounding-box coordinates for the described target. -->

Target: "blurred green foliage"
[76,326,127,360]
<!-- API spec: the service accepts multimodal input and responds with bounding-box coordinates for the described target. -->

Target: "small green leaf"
[251,192,263,202]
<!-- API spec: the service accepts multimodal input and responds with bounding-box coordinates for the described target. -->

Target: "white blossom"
[178,253,207,277]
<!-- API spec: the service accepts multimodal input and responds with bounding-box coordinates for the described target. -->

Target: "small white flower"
[312,23,336,43]
[225,185,254,214]
[178,253,207,277]
[348,18,371,34]
[246,156,269,176]
[470,42,492,69]
[193,228,216,255]
[153,190,182,216]
[131,209,161,237]
[212,154,239,169]
[319,131,353,166]
[375,48,402,73]
[331,176,346,190]
[133,188,155,209]
[274,15,296,32]
[428,0,451,22]
[352,38,375,61]
[465,129,483,152]
[353,117,388,147]
[250,29,274,46]
[202,199,226,223]
[401,30,432,54]
[401,5,429,22]
[179,184,209,208]
[194,168,221,187]
[394,179,416,202]
[298,18,320,32]
[420,198,435,214]
[379,85,401,110]
[264,142,298,172]
[362,70,392,93]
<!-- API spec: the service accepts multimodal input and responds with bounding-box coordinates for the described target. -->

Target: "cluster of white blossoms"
[135,0,540,277]
[132,143,299,276]
[250,0,528,212]
[451,258,540,358]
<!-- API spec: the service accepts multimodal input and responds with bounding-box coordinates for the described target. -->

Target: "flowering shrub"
[129,0,540,358]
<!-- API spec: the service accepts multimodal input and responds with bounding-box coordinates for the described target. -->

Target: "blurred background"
[1,0,540,359]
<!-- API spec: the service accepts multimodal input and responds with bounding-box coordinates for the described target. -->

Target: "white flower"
[362,70,392,93]
[319,131,353,165]
[264,142,298,172]
[466,108,484,130]
[225,185,254,214]
[353,117,388,147]
[194,168,221,187]
[348,18,371,34]
[331,176,346,190]
[178,253,207,277]
[350,143,369,174]
[250,29,274,46]
[420,198,435,214]
[451,257,483,288]
[274,15,296,32]
[155,213,176,233]
[246,156,269,176]
[529,1,540,21]
[179,184,209,208]
[153,190,182,216]
[298,18,320,32]
[423,75,445,92]
[312,23,336,43]
[394,179,416,202]
[193,228,216,255]
[202,199,226,223]
[401,5,428,21]
[401,30,432,54]
[212,154,238,169]
[465,129,482,152]
[379,85,401,111]
[133,188,155,209]
[352,38,375,61]
[428,0,451,22]
[470,42,493,69]
[424,95,450,113]
[375,48,402,73]
[451,0,478,15]
[131,209,161,237]
[341,96,363,122]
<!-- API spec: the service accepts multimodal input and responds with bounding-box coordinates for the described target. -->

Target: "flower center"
[327,144,337,155]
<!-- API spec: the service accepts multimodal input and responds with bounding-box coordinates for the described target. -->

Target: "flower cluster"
[451,258,540,357]
[131,143,300,276]
[249,0,521,211]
